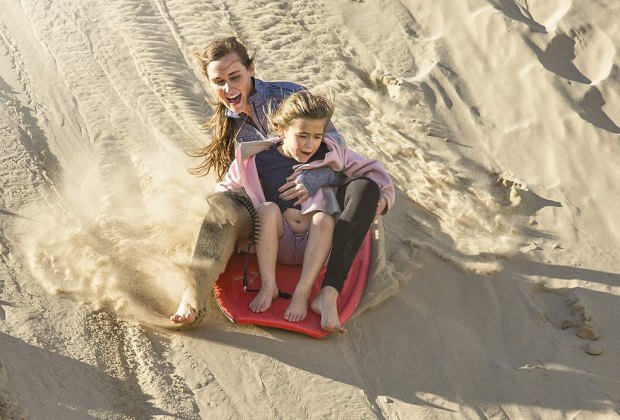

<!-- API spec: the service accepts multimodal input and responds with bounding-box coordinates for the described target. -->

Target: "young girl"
[216,91,395,330]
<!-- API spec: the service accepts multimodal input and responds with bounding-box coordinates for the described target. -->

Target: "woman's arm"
[341,149,395,214]
[324,121,346,148]
[215,160,244,192]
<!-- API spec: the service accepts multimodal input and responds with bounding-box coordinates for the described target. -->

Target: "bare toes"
[322,322,346,333]
[170,309,195,324]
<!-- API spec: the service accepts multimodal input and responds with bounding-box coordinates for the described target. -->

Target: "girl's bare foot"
[170,301,196,324]
[249,284,279,313]
[284,292,310,322]
[311,286,347,333]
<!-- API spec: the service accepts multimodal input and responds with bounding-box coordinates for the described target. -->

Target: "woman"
[171,37,384,333]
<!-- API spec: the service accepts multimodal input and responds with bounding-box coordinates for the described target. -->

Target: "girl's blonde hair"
[191,37,254,180]
[268,90,334,135]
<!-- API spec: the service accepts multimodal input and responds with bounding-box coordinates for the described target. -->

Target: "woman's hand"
[279,177,309,206]
[375,197,387,219]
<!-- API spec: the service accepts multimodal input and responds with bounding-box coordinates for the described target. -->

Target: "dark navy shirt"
[255,142,329,212]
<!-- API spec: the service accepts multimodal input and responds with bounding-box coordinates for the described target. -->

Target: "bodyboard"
[213,232,372,339]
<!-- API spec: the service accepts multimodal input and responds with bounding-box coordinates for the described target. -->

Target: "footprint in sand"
[526,0,572,33]
[532,33,591,84]
[569,24,616,85]
[577,86,620,134]
[532,287,602,353]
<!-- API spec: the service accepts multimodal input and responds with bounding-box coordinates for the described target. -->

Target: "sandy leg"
[170,192,252,324]
[311,286,346,333]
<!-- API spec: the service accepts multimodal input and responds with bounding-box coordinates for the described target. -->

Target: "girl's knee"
[312,212,335,229]
[257,202,282,225]
[256,202,284,236]
[257,202,280,216]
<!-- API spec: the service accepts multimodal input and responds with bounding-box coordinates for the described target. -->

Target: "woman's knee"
[342,178,380,210]
[353,177,380,199]
[206,191,237,208]
[205,191,249,224]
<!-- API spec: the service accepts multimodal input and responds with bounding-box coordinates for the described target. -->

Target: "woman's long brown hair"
[190,37,254,180]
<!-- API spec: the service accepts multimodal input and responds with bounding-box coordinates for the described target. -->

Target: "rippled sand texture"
[1,0,619,418]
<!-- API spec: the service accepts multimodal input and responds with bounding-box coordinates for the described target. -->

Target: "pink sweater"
[216,135,395,215]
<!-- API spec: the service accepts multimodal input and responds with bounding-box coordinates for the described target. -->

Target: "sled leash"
[233,193,292,299]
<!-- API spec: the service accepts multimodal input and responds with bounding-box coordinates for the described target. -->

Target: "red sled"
[214,232,372,339]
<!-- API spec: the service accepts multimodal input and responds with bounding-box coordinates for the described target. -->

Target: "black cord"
[231,193,260,292]
[232,193,291,299]
[232,193,261,246]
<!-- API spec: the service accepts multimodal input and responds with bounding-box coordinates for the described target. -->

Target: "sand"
[1,0,619,418]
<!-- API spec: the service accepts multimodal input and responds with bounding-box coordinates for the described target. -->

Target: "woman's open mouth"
[227,93,241,106]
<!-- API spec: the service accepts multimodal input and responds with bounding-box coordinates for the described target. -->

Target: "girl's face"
[206,53,254,115]
[279,118,328,163]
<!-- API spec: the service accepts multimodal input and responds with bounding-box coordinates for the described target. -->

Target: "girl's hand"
[279,178,309,206]
[375,197,387,218]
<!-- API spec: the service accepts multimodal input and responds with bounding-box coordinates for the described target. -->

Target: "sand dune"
[1,0,619,418]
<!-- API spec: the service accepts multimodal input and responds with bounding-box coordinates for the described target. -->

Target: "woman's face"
[279,118,327,163]
[206,53,254,115]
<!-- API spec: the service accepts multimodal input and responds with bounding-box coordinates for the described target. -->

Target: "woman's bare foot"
[284,292,310,322]
[170,301,196,324]
[249,283,279,313]
[311,286,346,333]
